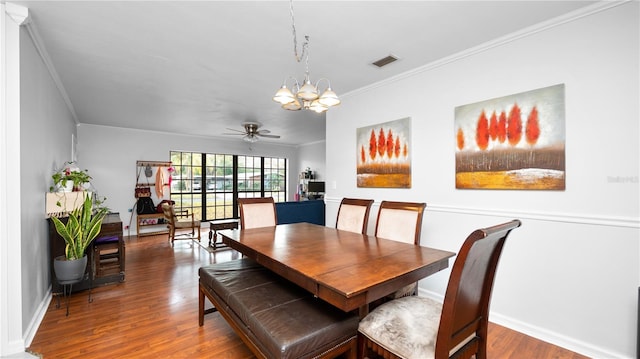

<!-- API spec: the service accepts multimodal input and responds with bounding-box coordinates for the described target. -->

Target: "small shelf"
[136,213,168,237]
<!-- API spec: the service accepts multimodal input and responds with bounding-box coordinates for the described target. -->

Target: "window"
[170,151,287,221]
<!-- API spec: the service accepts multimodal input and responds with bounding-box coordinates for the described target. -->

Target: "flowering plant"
[50,161,92,192]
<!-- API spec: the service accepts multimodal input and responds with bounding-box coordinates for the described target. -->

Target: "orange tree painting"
[455,84,565,190]
[357,117,411,188]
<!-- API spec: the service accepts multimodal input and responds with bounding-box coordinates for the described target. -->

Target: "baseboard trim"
[22,287,52,348]
[489,312,630,359]
[419,288,630,359]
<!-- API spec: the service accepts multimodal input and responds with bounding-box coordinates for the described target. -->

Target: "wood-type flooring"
[28,234,589,359]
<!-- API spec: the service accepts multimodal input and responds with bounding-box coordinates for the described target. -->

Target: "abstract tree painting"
[455,84,565,190]
[357,117,411,188]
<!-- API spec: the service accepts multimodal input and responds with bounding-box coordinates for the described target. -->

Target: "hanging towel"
[155,167,164,198]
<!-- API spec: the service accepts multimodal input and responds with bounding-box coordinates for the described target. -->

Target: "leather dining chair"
[358,219,522,359]
[336,198,374,234]
[161,202,201,244]
[374,201,427,298]
[237,197,278,229]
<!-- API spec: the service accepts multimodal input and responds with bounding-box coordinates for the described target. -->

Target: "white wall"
[77,125,302,234]
[15,20,78,352]
[297,140,326,180]
[325,3,638,358]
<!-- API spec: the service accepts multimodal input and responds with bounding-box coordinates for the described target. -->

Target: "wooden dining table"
[219,222,455,317]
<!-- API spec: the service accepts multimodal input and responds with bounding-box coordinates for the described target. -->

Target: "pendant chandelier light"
[272,0,340,113]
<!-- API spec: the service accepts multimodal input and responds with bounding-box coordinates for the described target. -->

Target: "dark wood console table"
[208,219,238,249]
[49,212,124,294]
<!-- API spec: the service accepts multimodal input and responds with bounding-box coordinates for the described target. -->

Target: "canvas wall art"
[455,84,565,190]
[357,117,411,188]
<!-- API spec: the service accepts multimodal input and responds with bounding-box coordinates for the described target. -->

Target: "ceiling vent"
[371,54,399,68]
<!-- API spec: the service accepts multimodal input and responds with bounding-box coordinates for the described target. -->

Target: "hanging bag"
[135,165,152,198]
[137,197,156,215]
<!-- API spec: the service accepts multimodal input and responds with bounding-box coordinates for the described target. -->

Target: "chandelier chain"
[289,0,308,65]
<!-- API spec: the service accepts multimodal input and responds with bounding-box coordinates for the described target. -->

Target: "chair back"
[161,202,176,225]
[436,219,522,359]
[336,198,374,234]
[374,201,426,244]
[238,197,277,229]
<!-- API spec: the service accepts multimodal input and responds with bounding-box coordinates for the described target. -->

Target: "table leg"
[358,305,369,319]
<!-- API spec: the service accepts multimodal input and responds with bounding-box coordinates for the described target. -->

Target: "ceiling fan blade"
[256,129,271,134]
[258,134,280,139]
[225,128,246,133]
[221,132,245,136]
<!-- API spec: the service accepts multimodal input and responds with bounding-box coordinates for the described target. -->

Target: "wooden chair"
[358,219,522,359]
[336,198,374,234]
[374,201,426,298]
[161,203,201,244]
[237,197,277,229]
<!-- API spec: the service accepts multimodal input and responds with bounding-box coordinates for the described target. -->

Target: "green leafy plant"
[50,194,108,260]
[50,161,92,192]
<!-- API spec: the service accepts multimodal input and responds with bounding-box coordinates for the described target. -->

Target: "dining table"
[219,222,455,317]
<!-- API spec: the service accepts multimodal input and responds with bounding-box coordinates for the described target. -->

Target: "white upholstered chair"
[237,197,278,229]
[336,198,374,234]
[358,220,522,359]
[374,201,426,298]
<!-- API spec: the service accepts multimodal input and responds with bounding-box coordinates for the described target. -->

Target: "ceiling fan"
[223,122,281,143]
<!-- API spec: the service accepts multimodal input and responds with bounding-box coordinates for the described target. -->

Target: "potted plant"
[50,193,108,282]
[50,162,92,192]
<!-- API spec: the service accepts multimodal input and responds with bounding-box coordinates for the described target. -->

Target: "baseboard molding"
[22,287,52,348]
[419,288,629,359]
[489,312,629,359]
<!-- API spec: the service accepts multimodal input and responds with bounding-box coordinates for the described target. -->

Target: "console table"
[49,212,124,294]
[208,219,238,249]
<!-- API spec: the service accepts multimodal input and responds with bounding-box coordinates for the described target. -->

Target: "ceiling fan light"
[309,100,328,113]
[318,88,341,107]
[243,135,259,143]
[297,80,319,101]
[273,85,296,104]
[282,98,302,111]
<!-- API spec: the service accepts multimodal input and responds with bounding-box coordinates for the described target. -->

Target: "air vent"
[372,54,399,68]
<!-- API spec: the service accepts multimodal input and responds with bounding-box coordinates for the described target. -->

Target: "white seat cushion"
[358,296,442,359]
[241,203,276,229]
[376,208,419,244]
[337,204,368,233]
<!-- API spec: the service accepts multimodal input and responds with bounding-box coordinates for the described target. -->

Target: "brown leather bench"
[198,258,358,359]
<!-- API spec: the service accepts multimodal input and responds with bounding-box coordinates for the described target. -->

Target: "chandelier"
[272,0,340,113]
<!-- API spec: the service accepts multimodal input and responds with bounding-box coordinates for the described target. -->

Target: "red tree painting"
[454,84,565,190]
[357,118,411,188]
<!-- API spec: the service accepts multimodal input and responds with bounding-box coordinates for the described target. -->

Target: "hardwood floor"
[29,234,589,359]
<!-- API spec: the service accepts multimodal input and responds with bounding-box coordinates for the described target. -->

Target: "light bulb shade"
[243,135,259,143]
[273,86,296,104]
[282,98,302,111]
[309,100,328,113]
[318,88,341,107]
[297,81,319,101]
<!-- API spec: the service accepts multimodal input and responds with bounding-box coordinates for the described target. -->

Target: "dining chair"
[237,197,278,229]
[374,201,427,298]
[336,198,374,234]
[161,202,201,244]
[358,219,522,359]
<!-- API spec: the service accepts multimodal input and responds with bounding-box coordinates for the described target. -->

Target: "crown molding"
[19,7,79,123]
[5,3,30,26]
[343,0,631,99]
